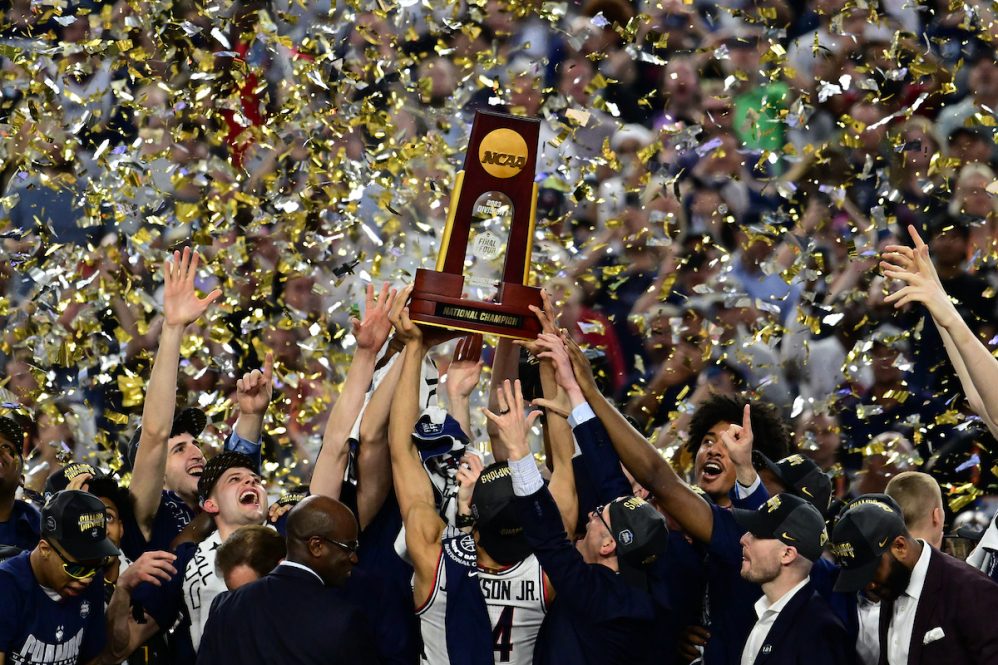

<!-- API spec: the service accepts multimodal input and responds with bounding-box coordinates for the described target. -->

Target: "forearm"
[447,393,473,441]
[487,339,520,460]
[944,310,998,426]
[356,358,405,529]
[233,413,264,446]
[388,343,438,512]
[101,584,135,663]
[310,348,378,498]
[130,324,185,528]
[139,324,185,441]
[582,380,714,542]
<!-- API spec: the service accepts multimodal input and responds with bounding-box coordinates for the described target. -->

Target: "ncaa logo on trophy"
[408,111,544,339]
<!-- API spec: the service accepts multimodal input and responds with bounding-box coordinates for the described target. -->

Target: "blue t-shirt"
[0,500,41,552]
[121,490,195,562]
[0,551,106,664]
[702,504,763,665]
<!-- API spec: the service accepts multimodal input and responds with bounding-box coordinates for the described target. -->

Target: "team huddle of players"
[2,247,998,665]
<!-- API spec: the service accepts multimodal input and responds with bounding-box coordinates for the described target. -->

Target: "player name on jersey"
[479,578,540,603]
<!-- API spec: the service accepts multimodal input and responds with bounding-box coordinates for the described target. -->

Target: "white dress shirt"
[740,577,810,665]
[855,593,881,665]
[888,541,932,665]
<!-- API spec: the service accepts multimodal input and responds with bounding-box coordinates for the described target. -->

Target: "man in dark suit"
[733,493,855,665]
[197,495,380,665]
[831,494,998,665]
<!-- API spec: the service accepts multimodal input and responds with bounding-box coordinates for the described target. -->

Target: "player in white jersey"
[388,293,577,665]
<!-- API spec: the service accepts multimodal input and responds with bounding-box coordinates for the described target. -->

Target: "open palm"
[163,247,222,327]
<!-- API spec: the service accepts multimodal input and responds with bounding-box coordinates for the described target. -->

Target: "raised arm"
[487,337,521,461]
[310,282,397,499]
[444,334,484,441]
[519,294,578,535]
[387,299,449,602]
[96,551,178,664]
[355,349,405,530]
[564,335,716,544]
[229,352,274,468]
[881,225,998,436]
[131,248,221,538]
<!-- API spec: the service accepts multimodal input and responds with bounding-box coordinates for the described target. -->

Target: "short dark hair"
[686,394,794,460]
[86,476,133,527]
[216,525,286,580]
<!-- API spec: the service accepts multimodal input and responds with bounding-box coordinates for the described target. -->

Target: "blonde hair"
[885,471,943,532]
[949,163,998,216]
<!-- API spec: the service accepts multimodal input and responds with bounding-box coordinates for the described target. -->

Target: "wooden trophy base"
[409,268,542,340]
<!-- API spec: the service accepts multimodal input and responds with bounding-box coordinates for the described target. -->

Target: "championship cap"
[733,493,828,561]
[471,462,530,565]
[41,490,120,561]
[755,452,833,515]
[44,463,97,499]
[830,494,907,593]
[605,495,669,587]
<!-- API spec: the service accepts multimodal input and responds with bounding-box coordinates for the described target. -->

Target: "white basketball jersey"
[417,536,548,665]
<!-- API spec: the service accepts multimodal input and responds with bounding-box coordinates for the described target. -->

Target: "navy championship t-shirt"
[0,551,106,665]
[120,490,196,561]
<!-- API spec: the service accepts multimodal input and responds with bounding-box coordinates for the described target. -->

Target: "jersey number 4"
[492,606,514,662]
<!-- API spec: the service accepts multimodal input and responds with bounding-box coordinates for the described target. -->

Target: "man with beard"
[733,493,853,665]
[831,494,998,665]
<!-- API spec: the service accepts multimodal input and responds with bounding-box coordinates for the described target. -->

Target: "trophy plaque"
[409,111,543,339]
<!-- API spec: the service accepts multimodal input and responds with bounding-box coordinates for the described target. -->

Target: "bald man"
[886,471,944,549]
[197,496,380,665]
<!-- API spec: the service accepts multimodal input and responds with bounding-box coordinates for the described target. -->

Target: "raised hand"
[481,379,542,460]
[880,224,957,327]
[446,334,484,400]
[517,289,561,357]
[162,247,222,328]
[236,351,274,416]
[720,404,755,485]
[455,452,485,516]
[118,550,178,592]
[353,282,398,352]
[562,332,599,396]
[533,333,580,397]
[388,284,421,346]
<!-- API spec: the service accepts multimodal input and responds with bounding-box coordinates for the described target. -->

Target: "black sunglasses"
[592,504,614,536]
[306,534,359,556]
[47,540,109,581]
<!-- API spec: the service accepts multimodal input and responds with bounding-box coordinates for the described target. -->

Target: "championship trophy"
[409,111,544,340]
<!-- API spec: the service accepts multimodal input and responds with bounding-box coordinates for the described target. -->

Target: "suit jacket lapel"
[753,582,813,665]
[908,548,943,665]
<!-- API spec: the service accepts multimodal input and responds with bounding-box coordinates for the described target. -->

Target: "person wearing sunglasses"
[0,489,121,664]
[197,494,379,665]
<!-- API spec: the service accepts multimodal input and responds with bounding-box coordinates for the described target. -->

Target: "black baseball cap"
[197,451,257,505]
[44,463,97,498]
[0,416,24,451]
[126,407,208,469]
[755,452,833,516]
[830,494,907,593]
[41,490,120,561]
[733,493,828,561]
[606,495,669,587]
[471,462,531,565]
